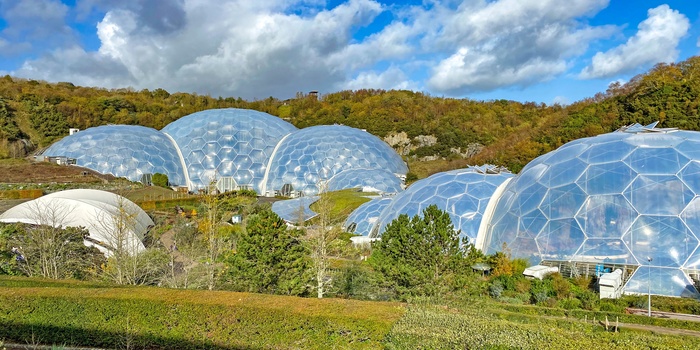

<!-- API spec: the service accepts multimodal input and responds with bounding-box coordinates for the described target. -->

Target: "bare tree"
[18,199,77,279]
[98,194,168,285]
[307,183,340,298]
[8,199,102,279]
[202,179,223,290]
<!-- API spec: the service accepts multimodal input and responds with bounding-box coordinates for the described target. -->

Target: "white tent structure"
[0,189,152,256]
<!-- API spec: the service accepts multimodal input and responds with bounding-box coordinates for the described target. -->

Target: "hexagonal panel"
[625,216,698,268]
[538,158,587,187]
[681,197,700,240]
[625,148,689,175]
[578,140,636,164]
[679,161,700,194]
[573,238,634,264]
[575,194,637,239]
[536,219,585,260]
[540,183,586,220]
[624,175,694,215]
[576,162,636,195]
[624,267,698,298]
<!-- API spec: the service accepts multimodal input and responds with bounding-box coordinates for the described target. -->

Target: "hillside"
[2,57,700,175]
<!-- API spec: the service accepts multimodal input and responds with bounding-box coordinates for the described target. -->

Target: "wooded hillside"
[2,56,700,174]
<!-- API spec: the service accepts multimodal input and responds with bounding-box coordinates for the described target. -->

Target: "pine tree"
[369,204,466,299]
[223,208,310,296]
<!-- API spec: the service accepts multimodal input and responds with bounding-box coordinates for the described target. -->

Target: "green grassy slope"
[0,276,403,349]
[3,277,700,349]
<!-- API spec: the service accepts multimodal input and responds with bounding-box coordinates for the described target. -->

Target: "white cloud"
[7,0,683,101]
[425,0,615,95]
[580,5,689,79]
[13,0,386,99]
[551,96,570,106]
[341,66,417,91]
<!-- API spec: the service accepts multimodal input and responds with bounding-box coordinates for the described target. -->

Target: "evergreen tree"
[369,205,467,299]
[223,208,310,296]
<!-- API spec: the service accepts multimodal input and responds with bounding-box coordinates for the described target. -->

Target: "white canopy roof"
[0,189,152,255]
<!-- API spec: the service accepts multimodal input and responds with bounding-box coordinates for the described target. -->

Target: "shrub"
[558,298,582,310]
[599,301,625,313]
[489,280,504,299]
[152,173,169,188]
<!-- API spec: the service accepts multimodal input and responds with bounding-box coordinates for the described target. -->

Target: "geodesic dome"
[0,189,151,256]
[271,196,319,224]
[344,197,393,237]
[162,108,297,192]
[326,169,403,193]
[43,125,185,186]
[372,165,513,243]
[480,124,700,297]
[263,125,407,196]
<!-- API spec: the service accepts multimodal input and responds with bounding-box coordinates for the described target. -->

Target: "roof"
[0,189,151,255]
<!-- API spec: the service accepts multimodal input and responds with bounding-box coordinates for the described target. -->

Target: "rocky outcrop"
[384,132,483,160]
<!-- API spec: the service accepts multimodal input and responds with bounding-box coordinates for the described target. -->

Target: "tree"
[98,194,168,285]
[307,184,340,298]
[369,205,468,299]
[11,199,104,279]
[152,173,169,188]
[200,179,227,290]
[223,208,310,296]
[2,221,103,280]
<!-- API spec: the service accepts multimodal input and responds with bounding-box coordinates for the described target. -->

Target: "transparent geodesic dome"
[264,125,407,196]
[162,108,297,192]
[43,125,185,185]
[344,197,394,237]
[481,124,700,297]
[326,169,403,193]
[371,165,513,243]
[271,196,319,224]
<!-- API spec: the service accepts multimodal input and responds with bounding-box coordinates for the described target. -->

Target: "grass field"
[2,276,700,349]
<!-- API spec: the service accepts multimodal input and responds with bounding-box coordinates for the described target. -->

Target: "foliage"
[5,57,700,176]
[151,172,169,188]
[369,205,473,300]
[222,208,311,296]
[1,223,104,280]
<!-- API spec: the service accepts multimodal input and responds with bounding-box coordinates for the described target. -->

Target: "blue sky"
[0,0,698,105]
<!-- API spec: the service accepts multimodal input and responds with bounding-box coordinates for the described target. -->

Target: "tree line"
[3,56,700,172]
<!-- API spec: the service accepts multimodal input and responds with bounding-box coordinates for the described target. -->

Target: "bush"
[152,173,169,187]
[489,280,504,299]
[558,298,582,310]
[599,301,625,313]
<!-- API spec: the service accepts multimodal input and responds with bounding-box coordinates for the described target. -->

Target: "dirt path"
[617,322,700,337]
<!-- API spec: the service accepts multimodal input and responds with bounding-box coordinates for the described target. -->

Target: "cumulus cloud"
[13,0,386,99]
[425,0,615,95]
[6,0,689,101]
[580,5,689,79]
